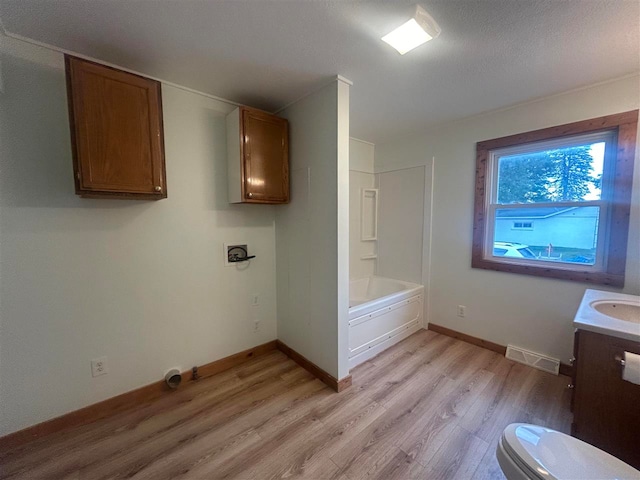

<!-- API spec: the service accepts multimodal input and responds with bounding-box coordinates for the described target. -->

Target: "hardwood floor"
[0,330,573,479]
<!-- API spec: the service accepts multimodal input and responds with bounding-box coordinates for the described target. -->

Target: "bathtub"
[349,276,424,368]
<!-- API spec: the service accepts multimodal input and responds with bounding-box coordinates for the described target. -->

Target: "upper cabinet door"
[65,55,167,199]
[227,107,289,203]
[240,107,289,204]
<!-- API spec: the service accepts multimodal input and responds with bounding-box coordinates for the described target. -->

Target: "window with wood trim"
[472,110,638,286]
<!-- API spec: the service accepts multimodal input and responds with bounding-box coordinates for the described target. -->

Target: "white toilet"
[497,423,640,480]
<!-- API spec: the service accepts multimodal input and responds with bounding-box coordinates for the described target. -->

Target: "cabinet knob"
[247,192,253,198]
[567,384,575,389]
[614,355,626,366]
[154,186,162,192]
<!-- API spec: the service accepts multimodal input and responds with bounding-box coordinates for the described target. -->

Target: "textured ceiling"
[1,0,638,144]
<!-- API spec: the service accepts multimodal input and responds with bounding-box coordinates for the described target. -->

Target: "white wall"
[350,139,374,173]
[0,35,278,436]
[336,80,350,380]
[376,167,425,285]
[349,138,376,280]
[276,78,351,380]
[376,75,640,363]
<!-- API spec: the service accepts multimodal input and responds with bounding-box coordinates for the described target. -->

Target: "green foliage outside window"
[497,145,601,204]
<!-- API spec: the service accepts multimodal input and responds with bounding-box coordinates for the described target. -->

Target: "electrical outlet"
[253,319,260,332]
[457,305,466,318]
[91,356,108,377]
[251,293,260,306]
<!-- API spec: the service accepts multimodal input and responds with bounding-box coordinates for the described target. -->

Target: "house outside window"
[472,111,638,286]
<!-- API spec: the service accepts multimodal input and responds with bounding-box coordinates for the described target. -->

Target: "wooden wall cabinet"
[227,106,289,204]
[572,329,640,469]
[65,55,167,199]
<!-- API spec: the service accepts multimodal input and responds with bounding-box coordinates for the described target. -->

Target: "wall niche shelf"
[361,188,378,241]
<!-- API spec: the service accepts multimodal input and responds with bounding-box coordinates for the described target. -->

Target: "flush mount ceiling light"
[381,5,441,55]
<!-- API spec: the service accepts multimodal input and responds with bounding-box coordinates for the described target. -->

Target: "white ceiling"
[1,0,638,144]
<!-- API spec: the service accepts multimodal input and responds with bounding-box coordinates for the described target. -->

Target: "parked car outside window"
[493,242,536,259]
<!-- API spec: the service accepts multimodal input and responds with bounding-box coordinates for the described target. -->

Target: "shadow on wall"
[0,53,143,215]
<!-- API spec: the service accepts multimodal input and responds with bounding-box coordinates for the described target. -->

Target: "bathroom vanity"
[572,289,640,469]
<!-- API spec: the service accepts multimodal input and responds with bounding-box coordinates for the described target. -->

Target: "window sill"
[471,257,624,287]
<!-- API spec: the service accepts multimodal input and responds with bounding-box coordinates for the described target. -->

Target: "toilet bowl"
[496,423,639,480]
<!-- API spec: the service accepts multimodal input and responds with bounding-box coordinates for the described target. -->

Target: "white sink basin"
[574,289,640,342]
[590,300,640,323]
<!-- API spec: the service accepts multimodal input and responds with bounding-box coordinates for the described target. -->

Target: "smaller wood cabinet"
[227,106,289,204]
[572,329,640,469]
[65,55,167,199]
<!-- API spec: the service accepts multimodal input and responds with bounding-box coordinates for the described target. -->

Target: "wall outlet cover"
[91,356,108,377]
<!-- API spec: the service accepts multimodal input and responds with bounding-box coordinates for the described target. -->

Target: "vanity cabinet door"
[65,55,167,199]
[573,330,640,469]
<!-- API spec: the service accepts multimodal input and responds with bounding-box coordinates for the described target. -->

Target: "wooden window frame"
[472,110,638,287]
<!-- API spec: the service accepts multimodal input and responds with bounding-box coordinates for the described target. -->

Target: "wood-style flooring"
[0,330,573,479]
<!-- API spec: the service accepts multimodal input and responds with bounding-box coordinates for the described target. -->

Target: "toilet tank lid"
[502,423,639,480]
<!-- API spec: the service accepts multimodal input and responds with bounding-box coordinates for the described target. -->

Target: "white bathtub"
[349,276,424,368]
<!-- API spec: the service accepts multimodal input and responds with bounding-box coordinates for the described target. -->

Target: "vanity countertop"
[573,289,640,342]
